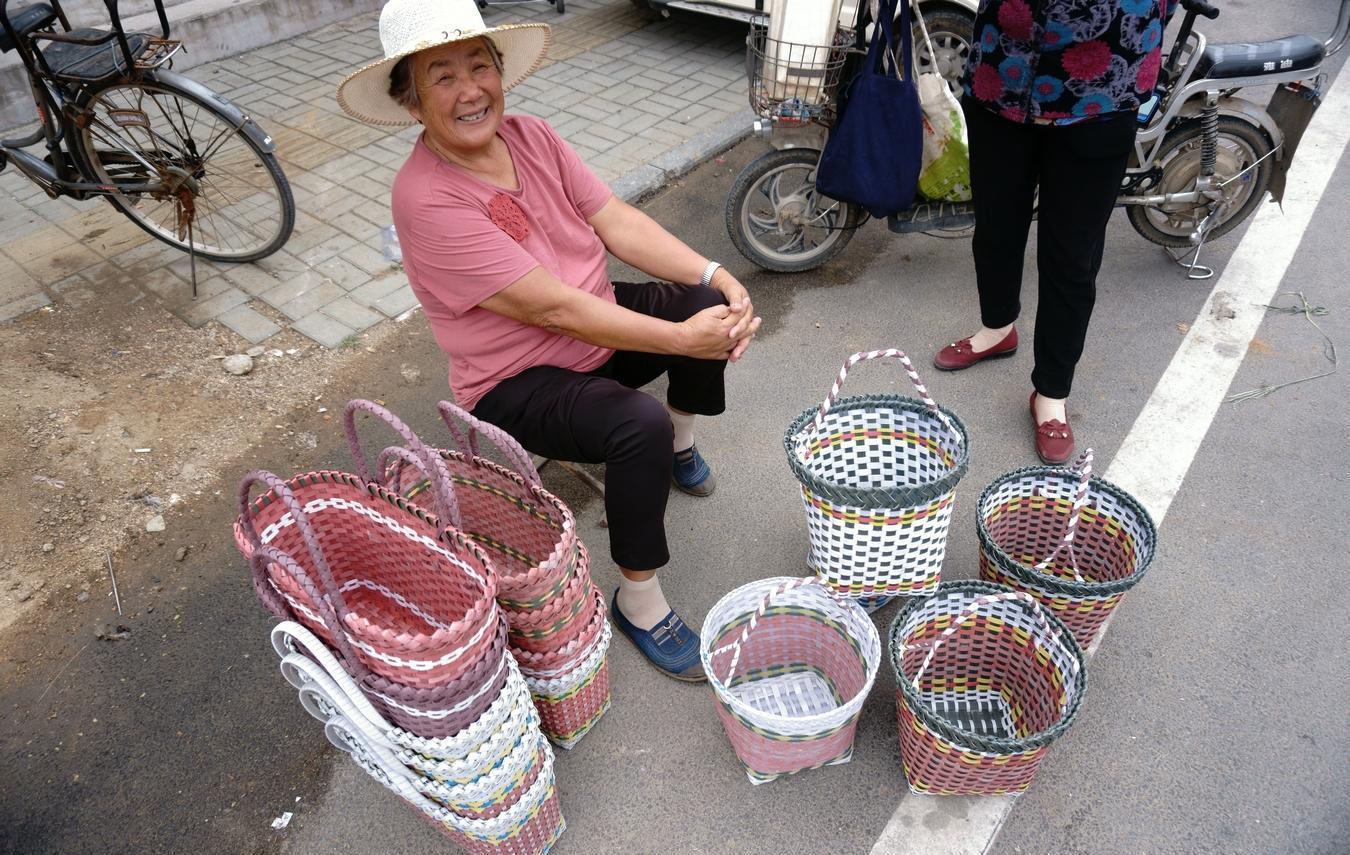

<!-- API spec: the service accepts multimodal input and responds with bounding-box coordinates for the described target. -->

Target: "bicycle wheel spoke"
[78,80,292,261]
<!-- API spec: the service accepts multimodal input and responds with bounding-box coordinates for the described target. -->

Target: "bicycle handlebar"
[1179,0,1220,21]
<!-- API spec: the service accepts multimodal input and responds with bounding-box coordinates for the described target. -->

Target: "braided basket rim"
[976,466,1158,597]
[784,394,970,507]
[888,579,1088,754]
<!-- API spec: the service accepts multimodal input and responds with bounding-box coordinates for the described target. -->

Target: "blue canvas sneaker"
[610,590,706,682]
[672,445,716,497]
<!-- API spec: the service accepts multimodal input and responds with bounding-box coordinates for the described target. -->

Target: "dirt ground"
[0,273,428,636]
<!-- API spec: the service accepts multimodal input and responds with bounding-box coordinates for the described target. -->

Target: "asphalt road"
[3,3,1348,853]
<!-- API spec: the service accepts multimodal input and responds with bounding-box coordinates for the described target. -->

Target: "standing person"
[934,0,1177,463]
[336,0,761,682]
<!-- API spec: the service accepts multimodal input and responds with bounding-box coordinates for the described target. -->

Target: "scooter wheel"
[725,147,865,273]
[1126,115,1274,248]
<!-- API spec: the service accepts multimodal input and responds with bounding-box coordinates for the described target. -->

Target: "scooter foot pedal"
[888,200,976,234]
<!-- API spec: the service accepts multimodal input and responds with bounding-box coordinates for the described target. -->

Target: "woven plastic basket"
[890,581,1087,796]
[345,400,581,609]
[977,449,1157,648]
[326,712,565,855]
[276,616,553,834]
[259,543,512,739]
[524,620,613,749]
[237,468,500,688]
[785,350,969,598]
[275,621,538,776]
[701,576,881,784]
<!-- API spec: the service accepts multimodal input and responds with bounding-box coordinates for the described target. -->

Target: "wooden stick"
[106,551,122,616]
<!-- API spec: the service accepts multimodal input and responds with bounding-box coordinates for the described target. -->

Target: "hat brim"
[337,23,551,126]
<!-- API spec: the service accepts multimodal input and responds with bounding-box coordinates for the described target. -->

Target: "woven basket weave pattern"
[976,468,1156,647]
[889,581,1087,796]
[786,396,969,597]
[701,578,880,784]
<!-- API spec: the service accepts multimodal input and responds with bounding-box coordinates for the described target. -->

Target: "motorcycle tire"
[908,6,975,100]
[1127,115,1275,249]
[726,148,865,273]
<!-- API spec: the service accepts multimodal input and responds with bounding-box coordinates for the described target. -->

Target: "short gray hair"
[388,37,504,112]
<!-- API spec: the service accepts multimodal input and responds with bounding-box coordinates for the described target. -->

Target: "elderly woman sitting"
[337,0,761,682]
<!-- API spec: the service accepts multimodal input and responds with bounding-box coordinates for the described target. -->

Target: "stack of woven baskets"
[235,464,565,854]
[346,400,612,751]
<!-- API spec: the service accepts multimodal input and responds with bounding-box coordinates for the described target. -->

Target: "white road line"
[870,72,1350,855]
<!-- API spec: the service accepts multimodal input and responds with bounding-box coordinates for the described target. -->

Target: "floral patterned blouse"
[962,0,1179,124]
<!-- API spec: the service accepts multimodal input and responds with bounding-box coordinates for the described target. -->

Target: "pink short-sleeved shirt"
[392,115,616,410]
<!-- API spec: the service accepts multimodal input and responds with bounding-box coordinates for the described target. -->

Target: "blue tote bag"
[815,0,923,217]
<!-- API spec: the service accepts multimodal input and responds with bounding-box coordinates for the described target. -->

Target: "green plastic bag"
[914,6,971,202]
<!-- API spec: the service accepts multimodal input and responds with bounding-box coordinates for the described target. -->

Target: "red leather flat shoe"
[933,327,1019,371]
[1030,392,1074,465]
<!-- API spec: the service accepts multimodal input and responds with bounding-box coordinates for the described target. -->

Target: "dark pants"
[966,101,1136,399]
[472,282,728,572]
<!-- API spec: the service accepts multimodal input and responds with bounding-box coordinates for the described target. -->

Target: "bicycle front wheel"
[74,78,295,262]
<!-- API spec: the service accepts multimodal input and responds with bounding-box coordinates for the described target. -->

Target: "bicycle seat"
[37,28,152,81]
[0,3,58,53]
[1194,35,1324,80]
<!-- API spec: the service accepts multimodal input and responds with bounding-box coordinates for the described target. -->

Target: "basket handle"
[236,469,370,676]
[799,350,962,447]
[905,591,1078,692]
[343,399,462,528]
[1032,447,1093,583]
[709,576,828,684]
[436,400,542,487]
[373,444,464,530]
[272,620,389,733]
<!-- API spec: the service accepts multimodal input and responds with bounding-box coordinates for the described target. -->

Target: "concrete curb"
[611,108,756,204]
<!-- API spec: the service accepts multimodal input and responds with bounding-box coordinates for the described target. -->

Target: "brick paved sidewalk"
[0,0,752,346]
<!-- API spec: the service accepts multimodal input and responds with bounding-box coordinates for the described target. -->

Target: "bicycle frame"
[0,0,180,198]
[1119,0,1349,209]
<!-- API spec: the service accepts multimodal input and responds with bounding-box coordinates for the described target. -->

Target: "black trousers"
[966,101,1136,399]
[472,282,728,572]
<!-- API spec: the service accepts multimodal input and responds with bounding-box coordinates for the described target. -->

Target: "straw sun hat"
[337,0,551,126]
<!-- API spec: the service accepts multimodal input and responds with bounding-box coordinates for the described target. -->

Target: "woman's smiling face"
[409,38,504,160]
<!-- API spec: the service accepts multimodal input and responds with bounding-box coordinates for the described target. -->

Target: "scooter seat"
[1195,34,1324,80]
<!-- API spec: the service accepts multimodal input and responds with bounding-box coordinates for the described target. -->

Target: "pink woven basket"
[254,547,513,739]
[346,399,580,605]
[508,583,603,657]
[237,468,500,688]
[511,586,608,678]
[526,623,612,749]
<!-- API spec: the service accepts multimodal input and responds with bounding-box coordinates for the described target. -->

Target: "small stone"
[18,590,33,602]
[221,354,254,376]
[146,515,166,533]
[399,365,421,386]
[244,346,266,358]
[76,591,89,603]
[175,546,189,562]
[41,543,55,553]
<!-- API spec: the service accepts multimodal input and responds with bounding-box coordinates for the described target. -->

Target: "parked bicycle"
[0,0,295,286]
[727,0,1350,277]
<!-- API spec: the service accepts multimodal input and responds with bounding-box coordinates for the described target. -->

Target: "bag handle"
[237,469,372,677]
[798,349,962,447]
[436,400,543,488]
[709,576,831,684]
[1033,448,1094,583]
[905,590,1079,692]
[865,0,914,81]
[343,399,462,528]
[911,0,937,73]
